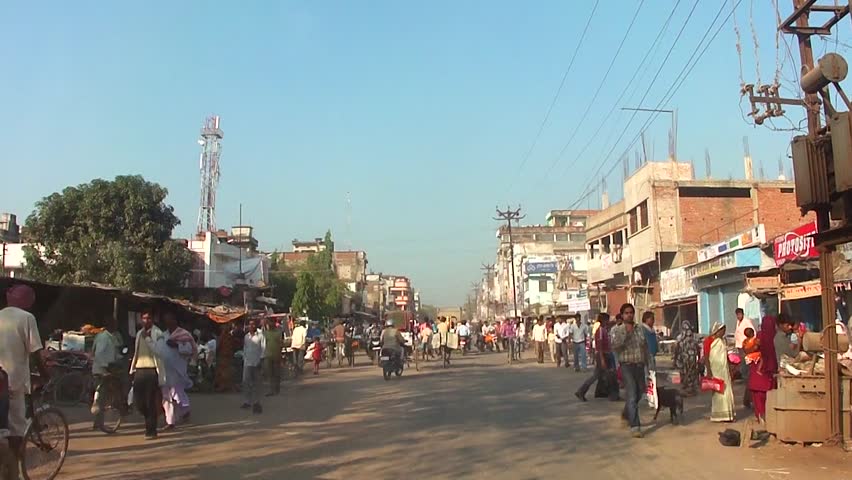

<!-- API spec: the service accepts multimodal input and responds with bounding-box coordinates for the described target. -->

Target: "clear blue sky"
[2,1,849,305]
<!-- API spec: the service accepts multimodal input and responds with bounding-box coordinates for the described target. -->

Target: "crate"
[767,374,852,444]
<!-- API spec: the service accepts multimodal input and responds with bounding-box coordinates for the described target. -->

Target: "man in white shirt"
[568,315,590,372]
[554,317,571,368]
[290,320,308,374]
[457,320,471,353]
[532,317,548,364]
[242,319,266,414]
[0,284,47,467]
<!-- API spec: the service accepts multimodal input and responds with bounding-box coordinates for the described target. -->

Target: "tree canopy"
[288,230,345,321]
[23,175,192,293]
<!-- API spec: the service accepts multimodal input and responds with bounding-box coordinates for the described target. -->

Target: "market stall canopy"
[207,305,248,324]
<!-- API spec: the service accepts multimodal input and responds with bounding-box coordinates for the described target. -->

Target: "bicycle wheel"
[52,372,87,407]
[97,383,123,435]
[21,407,69,480]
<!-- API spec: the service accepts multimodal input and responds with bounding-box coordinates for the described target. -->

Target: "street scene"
[4,1,852,479]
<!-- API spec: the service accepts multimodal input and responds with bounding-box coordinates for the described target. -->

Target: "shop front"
[659,265,698,336]
[687,247,768,334]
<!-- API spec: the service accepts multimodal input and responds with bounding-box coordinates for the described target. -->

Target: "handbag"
[700,376,726,393]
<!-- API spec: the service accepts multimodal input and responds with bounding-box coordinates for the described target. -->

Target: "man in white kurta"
[159,313,196,429]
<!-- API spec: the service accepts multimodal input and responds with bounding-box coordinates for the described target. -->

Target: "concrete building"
[292,238,326,253]
[0,213,20,243]
[492,210,596,318]
[362,273,417,318]
[188,228,270,289]
[585,161,811,333]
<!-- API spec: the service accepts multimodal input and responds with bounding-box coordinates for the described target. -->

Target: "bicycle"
[51,370,93,408]
[11,378,70,480]
[92,368,128,435]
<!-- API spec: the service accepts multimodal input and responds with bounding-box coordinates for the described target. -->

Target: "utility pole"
[481,263,495,322]
[494,206,524,321]
[779,0,850,447]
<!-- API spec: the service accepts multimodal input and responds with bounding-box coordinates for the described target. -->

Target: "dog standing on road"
[654,386,684,425]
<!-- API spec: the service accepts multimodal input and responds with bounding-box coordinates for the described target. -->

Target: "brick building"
[586,161,811,333]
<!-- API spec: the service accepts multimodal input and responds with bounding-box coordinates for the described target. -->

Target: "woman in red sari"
[747,316,778,427]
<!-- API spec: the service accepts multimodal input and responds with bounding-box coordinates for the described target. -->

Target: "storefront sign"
[568,297,591,312]
[686,251,737,278]
[746,275,781,290]
[697,224,766,263]
[774,221,818,266]
[660,266,696,302]
[780,281,822,301]
[526,261,558,274]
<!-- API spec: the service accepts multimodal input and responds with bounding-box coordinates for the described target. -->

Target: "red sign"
[774,221,818,266]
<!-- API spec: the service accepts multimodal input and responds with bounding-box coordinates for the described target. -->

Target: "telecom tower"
[196,115,223,234]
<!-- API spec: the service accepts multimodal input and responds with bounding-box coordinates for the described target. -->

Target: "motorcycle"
[369,337,382,366]
[380,348,403,381]
[459,336,469,356]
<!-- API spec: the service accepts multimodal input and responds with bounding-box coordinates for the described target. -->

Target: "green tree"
[291,271,322,320]
[23,175,192,293]
[287,230,346,320]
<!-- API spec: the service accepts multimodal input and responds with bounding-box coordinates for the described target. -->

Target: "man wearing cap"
[0,285,48,471]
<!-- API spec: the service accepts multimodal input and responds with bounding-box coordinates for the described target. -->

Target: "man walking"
[569,314,589,372]
[575,313,618,401]
[242,320,266,414]
[734,307,754,408]
[91,315,120,431]
[130,311,165,439]
[262,317,283,396]
[290,320,308,374]
[160,312,196,430]
[610,304,649,438]
[554,316,570,368]
[532,317,547,364]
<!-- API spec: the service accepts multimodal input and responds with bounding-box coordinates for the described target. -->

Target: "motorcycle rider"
[457,320,471,353]
[380,319,405,364]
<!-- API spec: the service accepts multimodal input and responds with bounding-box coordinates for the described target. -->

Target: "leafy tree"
[23,175,191,293]
[269,268,297,311]
[288,230,346,320]
[291,271,322,320]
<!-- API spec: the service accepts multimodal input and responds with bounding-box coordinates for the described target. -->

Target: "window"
[555,233,570,241]
[570,233,586,243]
[639,200,649,229]
[629,208,638,234]
[538,279,548,292]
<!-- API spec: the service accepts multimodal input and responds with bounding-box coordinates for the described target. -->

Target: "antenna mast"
[197,115,223,234]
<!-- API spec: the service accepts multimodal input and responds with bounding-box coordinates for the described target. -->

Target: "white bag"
[645,370,658,410]
[127,386,134,406]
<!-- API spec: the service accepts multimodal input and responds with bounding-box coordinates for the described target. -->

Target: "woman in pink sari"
[747,316,778,427]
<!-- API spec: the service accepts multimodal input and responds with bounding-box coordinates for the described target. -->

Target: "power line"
[564,0,702,184]
[550,0,686,181]
[542,0,648,177]
[568,0,744,209]
[505,0,601,191]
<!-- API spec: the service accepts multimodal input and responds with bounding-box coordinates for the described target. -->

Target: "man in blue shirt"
[641,311,658,371]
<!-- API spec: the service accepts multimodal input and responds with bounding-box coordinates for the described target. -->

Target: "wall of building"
[678,187,754,244]
[755,185,814,239]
